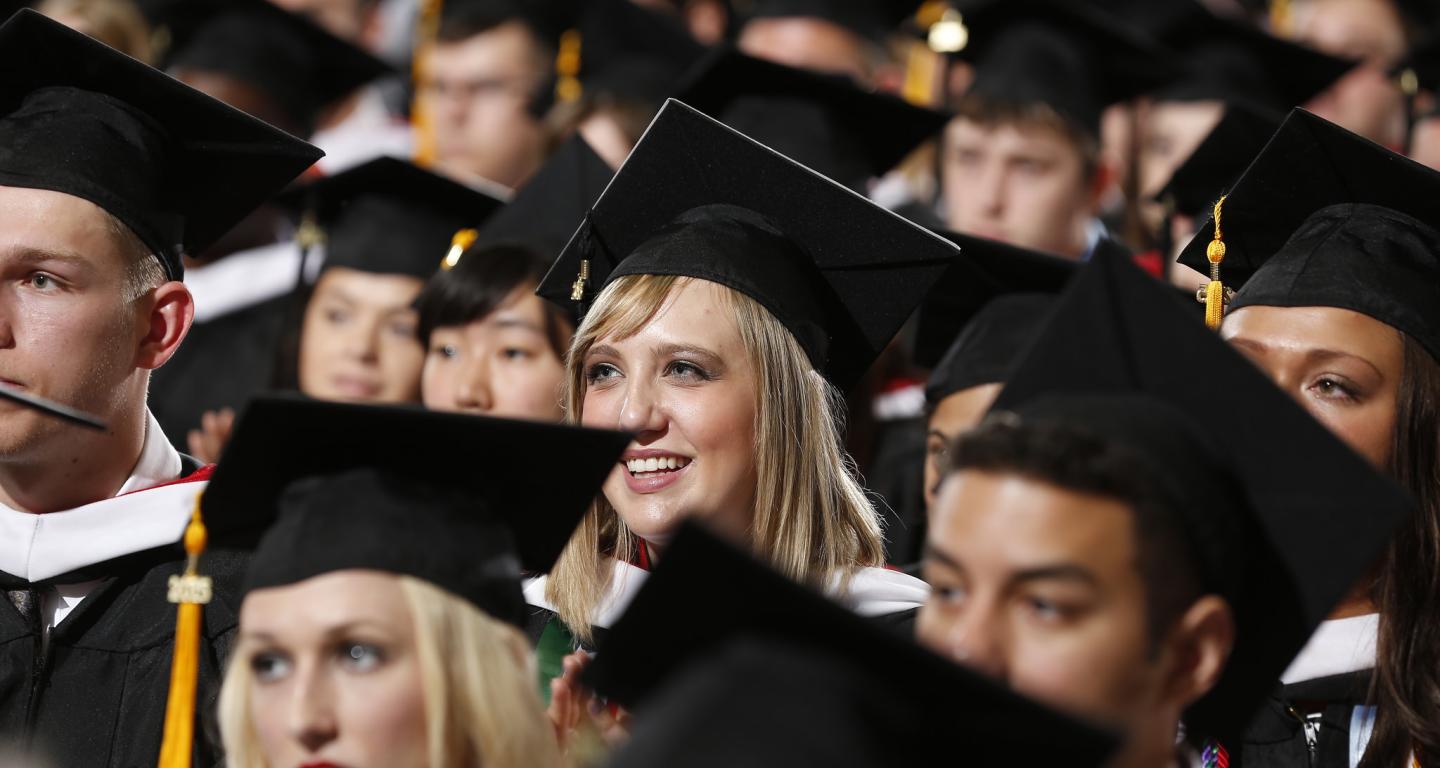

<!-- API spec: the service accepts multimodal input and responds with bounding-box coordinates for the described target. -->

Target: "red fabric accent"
[635,538,652,571]
[877,376,925,394]
[1133,249,1165,279]
[119,463,215,496]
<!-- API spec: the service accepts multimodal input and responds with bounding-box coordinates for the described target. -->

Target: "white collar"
[1280,613,1378,685]
[523,560,929,631]
[186,240,304,323]
[0,411,204,582]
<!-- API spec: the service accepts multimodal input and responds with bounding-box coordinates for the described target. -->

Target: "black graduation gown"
[149,293,292,451]
[0,546,247,767]
[1236,670,1372,768]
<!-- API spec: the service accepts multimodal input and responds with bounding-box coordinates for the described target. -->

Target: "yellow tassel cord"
[1269,0,1292,36]
[441,228,478,271]
[555,29,583,105]
[570,258,590,302]
[411,0,445,167]
[1204,196,1228,330]
[156,496,213,768]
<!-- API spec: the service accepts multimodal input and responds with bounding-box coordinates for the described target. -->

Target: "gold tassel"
[570,259,590,301]
[156,495,213,768]
[441,228,478,271]
[296,209,325,251]
[411,0,446,167]
[1269,0,1292,36]
[555,28,583,105]
[1203,196,1228,330]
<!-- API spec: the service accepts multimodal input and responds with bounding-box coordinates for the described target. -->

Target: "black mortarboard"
[741,0,919,42]
[567,0,706,107]
[585,521,1118,767]
[203,395,631,618]
[162,0,392,133]
[474,136,614,260]
[1176,109,1440,361]
[0,10,323,281]
[536,100,957,391]
[913,229,1075,372]
[1155,102,1282,218]
[1139,0,1354,112]
[675,47,949,187]
[990,243,1411,740]
[954,0,1178,138]
[283,157,506,280]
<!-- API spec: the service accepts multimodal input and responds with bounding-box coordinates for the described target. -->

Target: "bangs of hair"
[572,273,684,355]
[415,243,558,348]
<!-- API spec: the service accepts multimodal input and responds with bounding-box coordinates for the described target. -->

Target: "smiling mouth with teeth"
[625,456,691,476]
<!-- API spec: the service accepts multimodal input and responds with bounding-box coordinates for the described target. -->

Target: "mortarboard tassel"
[1268,0,1292,36]
[156,496,213,768]
[411,0,446,167]
[442,228,477,271]
[1202,196,1229,330]
[555,28,583,105]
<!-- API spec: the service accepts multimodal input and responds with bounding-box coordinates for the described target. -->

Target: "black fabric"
[536,99,958,391]
[925,293,1056,402]
[1238,672,1372,768]
[245,468,528,625]
[0,547,245,768]
[571,0,704,105]
[204,395,630,573]
[474,136,615,262]
[282,157,506,280]
[676,47,949,188]
[585,522,1119,766]
[1176,109,1440,362]
[165,0,391,131]
[0,10,322,279]
[742,0,919,42]
[955,0,1178,137]
[990,241,1411,741]
[1156,102,1282,217]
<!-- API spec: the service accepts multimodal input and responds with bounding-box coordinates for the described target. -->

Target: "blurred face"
[916,471,1173,737]
[420,23,548,189]
[580,280,759,550]
[1223,305,1403,468]
[1295,0,1407,147]
[238,571,428,768]
[270,0,371,43]
[0,186,158,459]
[738,17,873,81]
[1411,114,1440,171]
[1137,100,1225,232]
[942,118,1097,260]
[422,286,568,421]
[299,268,425,404]
[923,383,1003,511]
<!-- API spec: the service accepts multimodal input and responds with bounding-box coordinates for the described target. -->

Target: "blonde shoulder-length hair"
[546,274,886,643]
[218,575,561,768]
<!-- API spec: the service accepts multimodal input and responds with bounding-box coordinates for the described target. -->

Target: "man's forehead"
[932,470,1137,562]
[0,185,133,265]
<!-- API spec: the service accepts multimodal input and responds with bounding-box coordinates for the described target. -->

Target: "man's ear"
[1160,595,1235,708]
[135,281,194,371]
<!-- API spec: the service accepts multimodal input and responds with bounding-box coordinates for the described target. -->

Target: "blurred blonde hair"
[218,575,561,768]
[38,0,154,64]
[545,275,885,644]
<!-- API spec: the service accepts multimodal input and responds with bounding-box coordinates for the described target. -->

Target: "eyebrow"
[1230,337,1385,379]
[488,315,545,334]
[923,543,1099,587]
[654,343,725,368]
[3,246,91,269]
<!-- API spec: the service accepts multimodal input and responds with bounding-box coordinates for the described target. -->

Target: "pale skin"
[1222,304,1404,617]
[923,382,1003,511]
[421,286,568,421]
[1293,0,1408,148]
[237,570,429,768]
[918,470,1233,768]
[299,267,425,405]
[579,279,759,552]
[738,17,877,82]
[941,118,1103,261]
[419,22,548,189]
[1136,99,1225,238]
[0,186,192,513]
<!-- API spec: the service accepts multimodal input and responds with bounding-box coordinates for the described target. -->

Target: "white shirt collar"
[0,411,202,582]
[1280,613,1378,685]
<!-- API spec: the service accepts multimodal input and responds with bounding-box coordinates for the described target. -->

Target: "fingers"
[186,408,237,464]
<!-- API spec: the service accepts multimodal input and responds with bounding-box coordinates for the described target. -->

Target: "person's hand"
[547,651,631,756]
[186,408,235,464]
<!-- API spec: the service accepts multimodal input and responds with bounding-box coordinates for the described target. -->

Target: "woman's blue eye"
[501,347,531,360]
[667,361,710,381]
[339,643,385,672]
[323,307,350,324]
[585,362,620,383]
[434,344,458,359]
[250,651,292,683]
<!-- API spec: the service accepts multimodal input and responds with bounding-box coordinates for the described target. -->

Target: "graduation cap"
[989,242,1411,740]
[585,521,1119,767]
[1140,0,1354,112]
[473,135,615,262]
[913,228,1075,373]
[0,9,323,281]
[1155,102,1282,218]
[536,100,957,391]
[952,0,1179,137]
[203,394,631,580]
[161,0,392,133]
[281,156,507,280]
[675,47,949,187]
[561,0,706,108]
[1176,109,1440,359]
[740,0,919,42]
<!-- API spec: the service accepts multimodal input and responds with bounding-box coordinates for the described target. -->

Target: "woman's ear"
[135,281,195,371]
[1160,595,1235,709]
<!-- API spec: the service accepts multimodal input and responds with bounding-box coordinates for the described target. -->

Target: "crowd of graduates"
[0,0,1439,766]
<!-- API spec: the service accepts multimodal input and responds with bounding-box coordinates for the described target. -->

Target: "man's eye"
[27,273,56,290]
